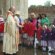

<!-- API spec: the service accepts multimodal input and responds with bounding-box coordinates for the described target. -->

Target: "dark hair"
[37,14,42,19]
[28,18,33,22]
[42,13,47,17]
[9,7,13,11]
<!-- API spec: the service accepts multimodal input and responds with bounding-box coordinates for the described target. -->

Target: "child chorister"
[22,19,29,45]
[22,19,36,46]
[48,24,55,52]
[41,24,50,52]
[37,23,42,41]
[52,25,55,50]
[36,23,43,47]
[27,21,36,46]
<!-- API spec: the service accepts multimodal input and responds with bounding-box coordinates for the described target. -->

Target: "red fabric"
[27,22,36,37]
[0,17,4,33]
[37,27,43,40]
[27,18,37,37]
[46,28,50,33]
[22,22,36,37]
[32,18,37,26]
[22,18,37,37]
[0,23,4,33]
[22,23,29,33]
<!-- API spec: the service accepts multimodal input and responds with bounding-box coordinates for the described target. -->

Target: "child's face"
[43,25,47,30]
[24,19,28,23]
[41,15,45,18]
[38,23,41,27]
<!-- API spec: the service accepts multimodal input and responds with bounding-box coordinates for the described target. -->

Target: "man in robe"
[3,6,19,55]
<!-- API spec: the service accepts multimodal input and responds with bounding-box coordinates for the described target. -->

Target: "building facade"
[28,5,55,22]
[0,0,28,19]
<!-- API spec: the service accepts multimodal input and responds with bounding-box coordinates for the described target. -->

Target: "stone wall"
[0,0,28,19]
[28,5,55,22]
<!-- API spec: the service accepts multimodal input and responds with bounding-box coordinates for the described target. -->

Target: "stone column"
[20,0,28,19]
[6,0,16,10]
[15,0,20,10]
[2,0,7,18]
[5,0,10,10]
[0,0,2,10]
[2,0,28,19]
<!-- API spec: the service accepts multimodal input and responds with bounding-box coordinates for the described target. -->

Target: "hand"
[21,25,24,28]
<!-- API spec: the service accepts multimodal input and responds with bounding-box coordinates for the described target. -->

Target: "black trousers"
[3,52,17,55]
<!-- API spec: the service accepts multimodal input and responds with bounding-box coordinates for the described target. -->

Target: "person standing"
[41,24,50,52]
[14,11,23,46]
[3,6,18,55]
[48,24,55,52]
[41,14,50,26]
[28,13,37,46]
[28,13,37,26]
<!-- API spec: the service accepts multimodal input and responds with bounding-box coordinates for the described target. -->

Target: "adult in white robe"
[3,8,19,55]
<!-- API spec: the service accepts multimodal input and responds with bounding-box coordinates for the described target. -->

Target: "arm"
[14,16,23,28]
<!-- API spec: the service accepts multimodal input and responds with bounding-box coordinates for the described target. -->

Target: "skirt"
[41,40,47,47]
[48,40,55,50]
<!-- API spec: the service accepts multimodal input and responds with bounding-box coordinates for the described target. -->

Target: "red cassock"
[27,22,36,37]
[37,27,43,40]
[0,22,4,33]
[22,23,29,33]
[22,22,37,37]
[0,18,4,33]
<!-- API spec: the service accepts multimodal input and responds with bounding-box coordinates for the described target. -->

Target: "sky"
[28,0,55,7]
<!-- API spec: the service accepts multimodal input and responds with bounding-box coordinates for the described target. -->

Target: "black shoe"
[3,53,9,55]
[3,52,6,55]
[3,52,12,55]
[49,50,54,53]
[13,53,17,55]
[6,54,11,55]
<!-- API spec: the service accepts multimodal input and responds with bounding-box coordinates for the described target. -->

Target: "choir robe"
[27,22,36,37]
[41,28,50,41]
[37,27,42,40]
[41,28,50,47]
[3,11,19,54]
[51,28,55,40]
[48,28,55,51]
[22,23,29,33]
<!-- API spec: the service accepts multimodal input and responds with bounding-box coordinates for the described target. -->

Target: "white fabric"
[34,38,39,48]
[3,14,19,54]
[42,47,46,51]
[35,38,39,44]
[41,40,47,47]
[0,17,4,21]
[48,41,55,51]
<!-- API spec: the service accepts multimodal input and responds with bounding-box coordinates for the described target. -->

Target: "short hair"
[42,13,47,17]
[37,14,42,19]
[9,6,15,11]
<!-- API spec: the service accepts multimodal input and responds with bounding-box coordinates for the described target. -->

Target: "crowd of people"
[0,6,55,55]
[19,12,55,53]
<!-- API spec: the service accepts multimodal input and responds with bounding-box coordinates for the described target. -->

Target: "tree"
[44,1,52,7]
[28,5,37,9]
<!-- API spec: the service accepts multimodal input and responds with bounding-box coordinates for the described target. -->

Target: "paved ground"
[0,42,55,55]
